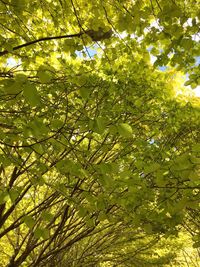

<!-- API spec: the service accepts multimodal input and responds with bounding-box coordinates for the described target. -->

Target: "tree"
[0,0,200,266]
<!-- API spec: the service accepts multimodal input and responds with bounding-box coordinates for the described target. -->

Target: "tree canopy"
[0,0,200,266]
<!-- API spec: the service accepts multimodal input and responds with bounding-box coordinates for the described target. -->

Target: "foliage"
[0,0,200,266]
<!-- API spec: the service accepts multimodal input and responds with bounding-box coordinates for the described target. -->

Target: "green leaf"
[109,125,118,135]
[180,38,193,50]
[144,223,153,233]
[30,177,45,186]
[98,174,114,187]
[34,227,49,240]
[63,39,76,52]
[135,160,144,170]
[193,242,200,248]
[78,207,88,217]
[32,144,44,154]
[93,117,106,134]
[37,70,52,83]
[85,216,95,227]
[118,123,133,137]
[96,198,107,210]
[15,74,27,83]
[189,170,199,181]
[3,80,22,94]
[192,235,200,242]
[27,118,48,138]
[9,189,19,203]
[51,119,63,129]
[192,143,200,153]
[79,87,91,99]
[172,154,193,171]
[144,163,160,173]
[23,215,35,229]
[0,190,9,204]
[41,211,54,222]
[98,163,113,174]
[184,80,191,86]
[23,83,40,106]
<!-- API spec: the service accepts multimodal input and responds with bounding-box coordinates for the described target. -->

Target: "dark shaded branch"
[0,28,112,57]
[9,166,18,188]
[0,32,83,57]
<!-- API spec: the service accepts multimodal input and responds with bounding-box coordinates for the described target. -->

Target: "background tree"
[0,0,200,266]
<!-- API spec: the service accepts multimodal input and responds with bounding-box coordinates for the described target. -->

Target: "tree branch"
[0,32,83,57]
[0,28,113,57]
